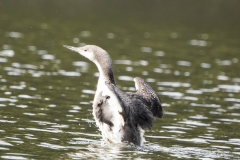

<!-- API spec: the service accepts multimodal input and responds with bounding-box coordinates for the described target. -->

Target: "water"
[0,1,240,159]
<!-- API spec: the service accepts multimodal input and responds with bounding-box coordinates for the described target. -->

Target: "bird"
[63,45,163,146]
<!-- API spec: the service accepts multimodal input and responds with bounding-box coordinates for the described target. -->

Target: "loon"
[64,45,163,146]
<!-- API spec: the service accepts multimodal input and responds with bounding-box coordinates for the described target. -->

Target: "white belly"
[93,77,125,143]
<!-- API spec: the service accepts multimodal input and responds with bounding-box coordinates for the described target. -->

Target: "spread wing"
[105,82,154,130]
[131,95,154,129]
[134,77,163,118]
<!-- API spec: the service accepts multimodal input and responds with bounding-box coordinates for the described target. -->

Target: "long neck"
[96,63,116,85]
[93,56,116,105]
[94,53,116,85]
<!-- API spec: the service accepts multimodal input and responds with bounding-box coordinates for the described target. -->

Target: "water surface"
[0,1,240,159]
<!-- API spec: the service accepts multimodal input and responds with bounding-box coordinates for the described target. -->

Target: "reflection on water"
[0,0,240,159]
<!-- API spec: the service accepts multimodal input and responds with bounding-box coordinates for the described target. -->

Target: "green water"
[0,1,240,159]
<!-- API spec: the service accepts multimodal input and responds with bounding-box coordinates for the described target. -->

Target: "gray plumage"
[64,44,163,146]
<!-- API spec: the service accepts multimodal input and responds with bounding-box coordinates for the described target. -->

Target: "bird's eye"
[84,50,87,52]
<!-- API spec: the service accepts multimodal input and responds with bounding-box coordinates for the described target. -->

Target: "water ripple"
[155,51,165,56]
[12,63,38,69]
[189,115,208,119]
[72,61,89,71]
[114,60,132,65]
[218,84,240,92]
[178,119,210,127]
[1,155,28,160]
[0,58,7,62]
[118,75,133,81]
[141,47,152,53]
[157,82,190,87]
[186,89,203,94]
[183,96,198,101]
[200,63,211,68]
[200,88,219,93]
[0,140,13,146]
[177,61,191,66]
[18,94,39,99]
[161,92,184,98]
[82,89,95,95]
[42,54,55,60]
[191,103,220,108]
[0,50,15,57]
[162,126,192,130]
[26,128,63,133]
[0,120,17,123]
[176,138,208,143]
[38,142,66,149]
[216,59,232,66]
[218,119,240,123]
[0,98,17,103]
[6,31,23,38]
[58,70,81,76]
[224,98,240,103]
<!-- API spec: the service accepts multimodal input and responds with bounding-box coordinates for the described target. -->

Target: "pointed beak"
[63,45,79,52]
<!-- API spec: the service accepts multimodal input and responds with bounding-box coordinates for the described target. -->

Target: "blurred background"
[0,0,240,159]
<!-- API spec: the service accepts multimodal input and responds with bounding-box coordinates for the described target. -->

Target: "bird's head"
[63,45,107,63]
[64,44,115,83]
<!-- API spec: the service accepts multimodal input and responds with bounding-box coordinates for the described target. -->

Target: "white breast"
[94,76,125,143]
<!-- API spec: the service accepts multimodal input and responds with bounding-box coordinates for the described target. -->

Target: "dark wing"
[131,95,154,129]
[105,82,154,130]
[150,100,163,118]
[134,77,163,118]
